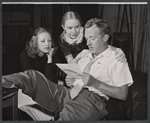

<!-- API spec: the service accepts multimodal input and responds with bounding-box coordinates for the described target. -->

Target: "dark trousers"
[2,70,108,121]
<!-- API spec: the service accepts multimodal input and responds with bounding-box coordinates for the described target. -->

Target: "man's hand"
[78,72,95,86]
[65,75,75,87]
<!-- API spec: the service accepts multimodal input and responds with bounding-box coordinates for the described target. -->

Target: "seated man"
[2,18,133,121]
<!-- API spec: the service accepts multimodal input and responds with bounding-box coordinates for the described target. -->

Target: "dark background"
[2,4,99,75]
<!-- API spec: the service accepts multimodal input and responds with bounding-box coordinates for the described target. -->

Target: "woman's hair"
[84,18,111,36]
[26,27,53,58]
[61,11,82,26]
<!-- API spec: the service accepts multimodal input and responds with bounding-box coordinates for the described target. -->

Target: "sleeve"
[59,37,71,57]
[20,50,33,71]
[44,62,57,84]
[110,61,133,87]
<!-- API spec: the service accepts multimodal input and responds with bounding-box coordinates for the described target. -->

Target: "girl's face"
[63,19,81,39]
[37,32,52,53]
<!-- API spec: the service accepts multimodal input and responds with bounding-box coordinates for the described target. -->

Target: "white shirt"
[75,46,133,100]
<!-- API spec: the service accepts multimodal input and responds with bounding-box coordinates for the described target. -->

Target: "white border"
[2,2,148,4]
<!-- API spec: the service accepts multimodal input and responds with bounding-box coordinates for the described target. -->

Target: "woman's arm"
[45,48,57,83]
[59,38,73,63]
[65,54,74,63]
[44,63,57,84]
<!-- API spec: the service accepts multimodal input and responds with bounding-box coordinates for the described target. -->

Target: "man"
[2,18,133,121]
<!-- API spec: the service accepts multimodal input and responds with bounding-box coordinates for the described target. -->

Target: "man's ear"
[103,34,109,42]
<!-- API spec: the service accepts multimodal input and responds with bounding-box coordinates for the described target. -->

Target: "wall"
[33,4,53,35]
[2,4,33,75]
[102,4,148,73]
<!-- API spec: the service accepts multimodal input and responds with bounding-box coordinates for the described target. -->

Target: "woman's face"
[37,32,52,53]
[63,19,81,39]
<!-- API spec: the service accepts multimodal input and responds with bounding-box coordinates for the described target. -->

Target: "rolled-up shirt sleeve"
[110,61,133,87]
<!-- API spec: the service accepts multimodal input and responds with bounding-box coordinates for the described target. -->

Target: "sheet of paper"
[56,63,82,78]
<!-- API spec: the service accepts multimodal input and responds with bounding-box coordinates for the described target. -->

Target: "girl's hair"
[61,11,82,26]
[84,18,110,35]
[26,27,52,58]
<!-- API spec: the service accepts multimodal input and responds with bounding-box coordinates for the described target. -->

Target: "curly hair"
[84,18,110,36]
[26,27,52,58]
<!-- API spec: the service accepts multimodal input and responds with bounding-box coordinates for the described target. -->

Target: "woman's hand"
[47,48,54,63]
[65,75,75,87]
[115,48,127,62]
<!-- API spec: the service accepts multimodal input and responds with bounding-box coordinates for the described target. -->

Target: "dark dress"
[59,37,88,59]
[20,49,58,84]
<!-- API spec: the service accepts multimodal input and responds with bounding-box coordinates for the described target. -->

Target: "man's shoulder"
[103,47,117,59]
[75,49,90,61]
[79,49,90,56]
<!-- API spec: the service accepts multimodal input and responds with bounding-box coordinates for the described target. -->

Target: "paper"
[70,83,83,99]
[56,63,82,78]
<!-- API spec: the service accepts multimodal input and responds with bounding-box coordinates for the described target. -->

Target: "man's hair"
[84,18,110,36]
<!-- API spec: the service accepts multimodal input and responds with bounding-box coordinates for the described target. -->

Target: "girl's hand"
[47,48,54,63]
[115,48,127,62]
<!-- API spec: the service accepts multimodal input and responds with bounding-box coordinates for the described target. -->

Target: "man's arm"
[79,61,133,101]
[86,76,128,101]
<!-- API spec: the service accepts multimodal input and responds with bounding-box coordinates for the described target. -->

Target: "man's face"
[85,25,105,55]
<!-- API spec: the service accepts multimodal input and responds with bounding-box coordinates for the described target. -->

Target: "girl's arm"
[45,48,57,83]
[65,54,74,63]
[111,45,126,62]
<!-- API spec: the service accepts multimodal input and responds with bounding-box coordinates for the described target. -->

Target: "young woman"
[59,11,126,63]
[20,27,59,84]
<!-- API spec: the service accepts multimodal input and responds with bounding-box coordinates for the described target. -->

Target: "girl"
[59,11,126,63]
[20,27,59,83]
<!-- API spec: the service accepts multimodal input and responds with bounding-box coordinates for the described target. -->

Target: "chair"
[2,87,18,120]
[104,87,133,120]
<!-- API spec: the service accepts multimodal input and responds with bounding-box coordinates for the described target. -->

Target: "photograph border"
[0,0,149,123]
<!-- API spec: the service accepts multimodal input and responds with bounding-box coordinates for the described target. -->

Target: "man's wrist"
[86,76,102,90]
